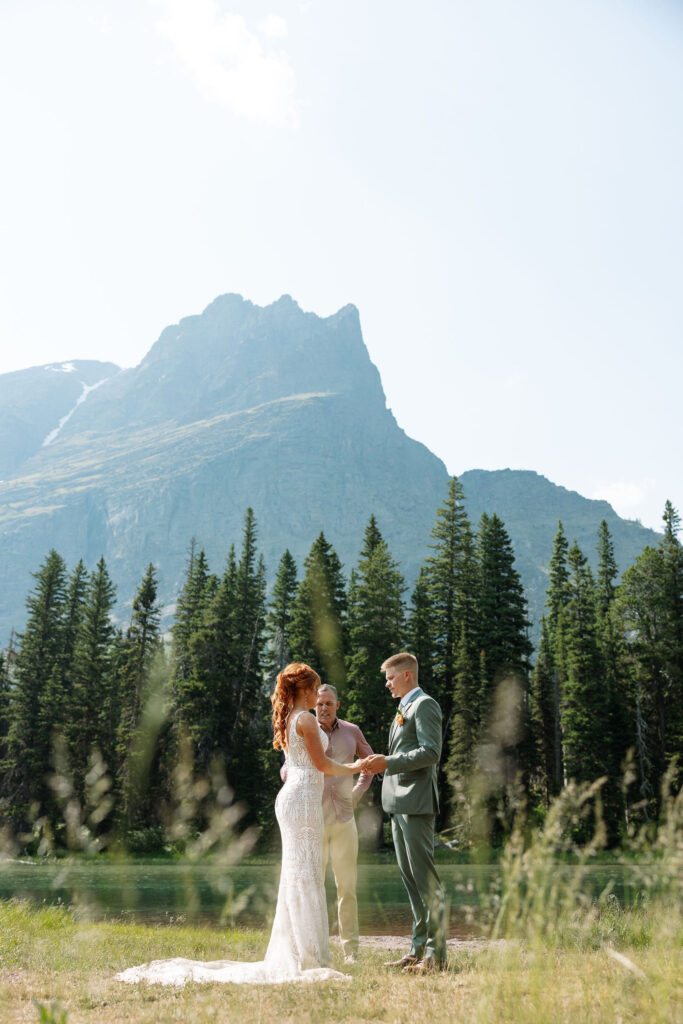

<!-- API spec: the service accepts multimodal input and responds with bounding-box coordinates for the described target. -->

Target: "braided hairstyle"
[271,662,321,751]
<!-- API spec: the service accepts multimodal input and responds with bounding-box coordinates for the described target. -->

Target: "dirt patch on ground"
[335,935,504,953]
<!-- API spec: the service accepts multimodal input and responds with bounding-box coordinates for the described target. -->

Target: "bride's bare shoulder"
[296,710,316,736]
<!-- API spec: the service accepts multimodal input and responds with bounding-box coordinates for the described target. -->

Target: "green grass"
[0,897,680,1024]
[2,779,680,1023]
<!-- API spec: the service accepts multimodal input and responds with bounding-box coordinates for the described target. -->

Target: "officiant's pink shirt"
[281,717,373,824]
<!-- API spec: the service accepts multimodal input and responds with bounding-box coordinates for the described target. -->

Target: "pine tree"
[229,511,267,750]
[560,543,609,788]
[547,522,571,639]
[2,550,67,824]
[172,544,216,687]
[594,521,627,839]
[615,546,666,811]
[181,546,238,774]
[531,522,572,799]
[264,550,299,685]
[614,502,683,810]
[222,513,267,820]
[289,532,348,693]
[415,477,476,832]
[0,648,11,789]
[116,564,165,831]
[529,618,559,800]
[660,501,683,771]
[66,557,118,802]
[596,520,618,616]
[472,513,534,838]
[475,513,532,698]
[346,516,406,755]
[406,568,435,694]
[40,560,88,747]
[445,624,479,810]
[422,476,475,721]
[178,511,267,823]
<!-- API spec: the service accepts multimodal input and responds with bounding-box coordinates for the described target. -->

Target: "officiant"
[281,682,374,963]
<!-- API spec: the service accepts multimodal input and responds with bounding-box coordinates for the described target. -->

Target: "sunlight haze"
[1,0,681,532]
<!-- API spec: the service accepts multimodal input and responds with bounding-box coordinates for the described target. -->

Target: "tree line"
[0,479,680,852]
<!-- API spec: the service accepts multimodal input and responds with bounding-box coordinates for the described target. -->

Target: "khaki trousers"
[322,817,359,957]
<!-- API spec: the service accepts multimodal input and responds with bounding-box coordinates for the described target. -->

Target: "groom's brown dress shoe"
[383,954,419,969]
[402,957,446,974]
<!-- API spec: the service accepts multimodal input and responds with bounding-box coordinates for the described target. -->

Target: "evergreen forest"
[0,479,681,854]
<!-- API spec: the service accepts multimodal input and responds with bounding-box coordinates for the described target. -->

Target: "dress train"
[116,712,348,986]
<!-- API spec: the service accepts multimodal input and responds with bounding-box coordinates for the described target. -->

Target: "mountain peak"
[0,295,661,645]
[66,292,386,434]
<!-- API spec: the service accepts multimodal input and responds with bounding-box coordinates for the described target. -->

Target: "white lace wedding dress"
[116,711,349,986]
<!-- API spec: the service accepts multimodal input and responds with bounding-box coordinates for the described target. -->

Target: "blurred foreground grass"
[1,777,681,1023]
[0,896,680,1024]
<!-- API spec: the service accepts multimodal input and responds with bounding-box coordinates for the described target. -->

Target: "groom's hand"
[362,754,387,775]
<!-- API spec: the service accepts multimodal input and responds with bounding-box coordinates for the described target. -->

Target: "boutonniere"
[395,711,404,726]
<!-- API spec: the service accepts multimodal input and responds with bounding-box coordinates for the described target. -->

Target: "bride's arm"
[297,713,362,776]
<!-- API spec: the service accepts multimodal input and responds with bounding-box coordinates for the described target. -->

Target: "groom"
[362,652,447,973]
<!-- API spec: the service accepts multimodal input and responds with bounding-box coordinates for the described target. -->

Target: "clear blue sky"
[1,0,681,532]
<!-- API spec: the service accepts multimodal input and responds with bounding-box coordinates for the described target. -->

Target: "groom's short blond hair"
[380,652,418,680]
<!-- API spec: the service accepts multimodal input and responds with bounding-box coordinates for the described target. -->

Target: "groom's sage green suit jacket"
[381,688,442,815]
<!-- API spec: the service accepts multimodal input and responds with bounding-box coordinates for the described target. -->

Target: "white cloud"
[259,14,288,39]
[591,479,654,515]
[151,0,297,124]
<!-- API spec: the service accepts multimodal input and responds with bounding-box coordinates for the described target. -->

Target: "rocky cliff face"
[0,295,659,641]
[0,296,448,635]
[0,360,120,479]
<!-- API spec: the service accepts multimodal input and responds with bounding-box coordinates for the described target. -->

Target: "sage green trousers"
[391,813,447,963]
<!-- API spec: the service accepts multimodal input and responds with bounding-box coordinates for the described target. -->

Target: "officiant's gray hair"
[318,683,338,699]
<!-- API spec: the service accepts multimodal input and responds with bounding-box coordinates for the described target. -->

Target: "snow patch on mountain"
[42,378,109,447]
[45,362,77,373]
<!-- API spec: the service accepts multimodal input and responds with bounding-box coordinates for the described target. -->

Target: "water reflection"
[0,858,636,938]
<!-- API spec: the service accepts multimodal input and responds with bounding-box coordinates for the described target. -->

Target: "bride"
[117,663,364,985]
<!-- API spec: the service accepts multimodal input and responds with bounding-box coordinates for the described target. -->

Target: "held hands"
[344,753,388,775]
[359,754,387,775]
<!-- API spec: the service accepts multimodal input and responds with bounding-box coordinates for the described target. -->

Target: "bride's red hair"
[271,663,320,751]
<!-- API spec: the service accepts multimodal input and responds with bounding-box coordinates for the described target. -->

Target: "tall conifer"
[116,564,165,831]
[181,546,238,773]
[532,522,572,798]
[529,619,559,799]
[0,650,11,792]
[475,513,532,699]
[660,501,683,770]
[445,624,478,811]
[594,521,627,838]
[172,544,216,687]
[422,476,475,721]
[560,543,609,787]
[264,550,299,684]
[472,513,534,837]
[547,522,570,639]
[615,502,683,809]
[3,550,67,823]
[289,532,348,692]
[66,557,118,801]
[346,516,406,755]
[596,520,618,616]
[406,568,435,694]
[178,511,267,821]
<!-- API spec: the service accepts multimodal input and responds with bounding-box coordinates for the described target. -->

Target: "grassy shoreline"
[3,781,680,1022]
[1,899,680,1024]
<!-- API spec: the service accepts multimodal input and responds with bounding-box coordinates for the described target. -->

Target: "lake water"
[0,857,641,937]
